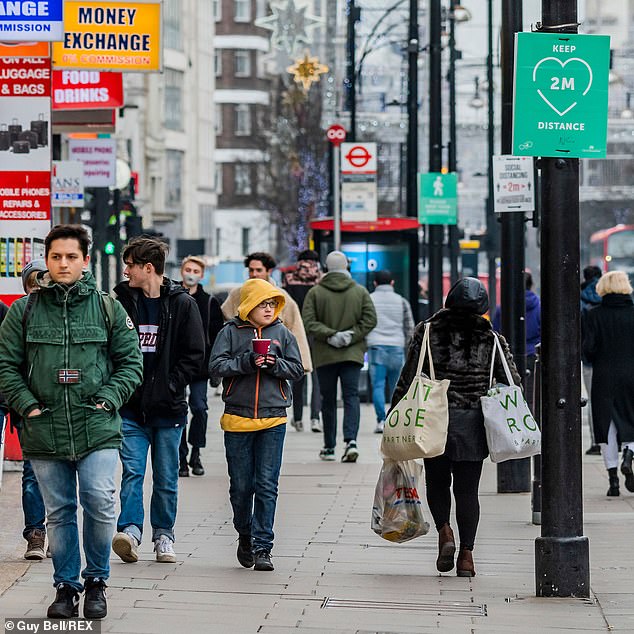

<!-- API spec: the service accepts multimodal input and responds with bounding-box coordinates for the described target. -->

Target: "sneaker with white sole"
[319,447,335,461]
[154,535,176,563]
[342,441,359,463]
[112,532,139,563]
[291,419,304,431]
[310,418,322,433]
[374,420,385,434]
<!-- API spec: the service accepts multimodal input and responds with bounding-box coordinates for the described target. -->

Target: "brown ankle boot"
[436,524,456,572]
[456,547,476,577]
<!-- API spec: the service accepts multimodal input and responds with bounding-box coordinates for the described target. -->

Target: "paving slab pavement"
[1,392,633,633]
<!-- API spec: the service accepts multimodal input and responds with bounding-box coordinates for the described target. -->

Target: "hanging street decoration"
[287,53,329,91]
[256,0,322,53]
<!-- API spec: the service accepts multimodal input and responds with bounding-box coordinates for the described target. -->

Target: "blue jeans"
[180,379,209,461]
[117,417,181,543]
[224,424,286,552]
[368,346,405,423]
[31,449,118,591]
[17,427,46,538]
[317,362,362,449]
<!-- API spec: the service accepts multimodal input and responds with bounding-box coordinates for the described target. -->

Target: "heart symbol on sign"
[532,56,593,117]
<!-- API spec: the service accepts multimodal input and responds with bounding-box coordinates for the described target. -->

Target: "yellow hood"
[238,278,286,322]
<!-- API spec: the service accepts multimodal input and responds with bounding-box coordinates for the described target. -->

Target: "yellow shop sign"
[52,1,162,72]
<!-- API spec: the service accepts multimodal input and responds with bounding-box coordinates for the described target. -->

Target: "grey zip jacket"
[209,317,304,423]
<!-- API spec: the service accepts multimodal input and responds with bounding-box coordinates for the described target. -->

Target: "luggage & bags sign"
[0,0,64,41]
[52,1,162,71]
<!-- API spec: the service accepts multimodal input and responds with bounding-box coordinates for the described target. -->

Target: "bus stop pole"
[333,146,341,251]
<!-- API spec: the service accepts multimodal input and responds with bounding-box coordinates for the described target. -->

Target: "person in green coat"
[302,251,377,462]
[0,225,143,621]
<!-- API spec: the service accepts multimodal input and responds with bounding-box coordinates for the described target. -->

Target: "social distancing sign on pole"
[512,32,610,158]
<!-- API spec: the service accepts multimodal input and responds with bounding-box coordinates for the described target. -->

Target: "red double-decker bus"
[589,224,634,277]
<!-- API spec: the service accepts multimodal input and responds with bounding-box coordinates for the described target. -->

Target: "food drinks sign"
[512,32,610,158]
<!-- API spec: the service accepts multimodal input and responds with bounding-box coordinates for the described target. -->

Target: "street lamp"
[447,0,471,286]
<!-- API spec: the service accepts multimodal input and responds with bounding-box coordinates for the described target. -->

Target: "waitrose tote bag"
[480,333,541,463]
[381,324,449,461]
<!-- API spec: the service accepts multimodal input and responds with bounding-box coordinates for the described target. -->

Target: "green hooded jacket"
[0,271,143,460]
[302,272,377,368]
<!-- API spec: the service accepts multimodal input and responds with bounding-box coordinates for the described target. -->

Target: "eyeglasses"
[257,300,278,309]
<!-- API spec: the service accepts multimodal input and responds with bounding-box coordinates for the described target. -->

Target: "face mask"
[183,273,202,287]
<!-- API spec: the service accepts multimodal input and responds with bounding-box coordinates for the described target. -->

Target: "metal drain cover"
[321,598,487,617]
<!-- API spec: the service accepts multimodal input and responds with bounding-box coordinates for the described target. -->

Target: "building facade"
[117,0,216,263]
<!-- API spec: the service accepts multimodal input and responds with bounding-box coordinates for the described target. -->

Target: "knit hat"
[21,259,46,293]
[238,278,286,322]
[325,251,348,273]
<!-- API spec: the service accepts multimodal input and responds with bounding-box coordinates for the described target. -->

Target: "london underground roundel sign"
[326,124,346,146]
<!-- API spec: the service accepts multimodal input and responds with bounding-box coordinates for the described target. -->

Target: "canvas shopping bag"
[480,332,541,463]
[371,458,430,543]
[381,323,449,461]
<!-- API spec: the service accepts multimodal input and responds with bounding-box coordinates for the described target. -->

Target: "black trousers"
[423,455,484,550]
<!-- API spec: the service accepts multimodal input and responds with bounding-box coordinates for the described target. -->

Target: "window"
[235,104,251,135]
[215,105,223,135]
[214,50,222,77]
[166,150,184,207]
[234,51,251,77]
[164,0,182,50]
[165,69,184,130]
[234,164,252,195]
[241,227,250,254]
[215,164,223,194]
[213,0,222,21]
[234,0,251,22]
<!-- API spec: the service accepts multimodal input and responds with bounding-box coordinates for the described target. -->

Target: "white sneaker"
[291,419,304,431]
[341,441,359,463]
[154,535,177,563]
[112,532,139,563]
[311,418,322,433]
[374,420,385,434]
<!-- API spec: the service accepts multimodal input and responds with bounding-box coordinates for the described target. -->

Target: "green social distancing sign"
[418,172,457,225]
[513,32,610,158]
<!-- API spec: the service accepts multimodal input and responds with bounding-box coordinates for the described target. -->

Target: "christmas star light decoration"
[287,53,329,91]
[255,0,323,56]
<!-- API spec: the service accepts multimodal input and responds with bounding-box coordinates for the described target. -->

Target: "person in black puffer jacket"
[392,277,521,578]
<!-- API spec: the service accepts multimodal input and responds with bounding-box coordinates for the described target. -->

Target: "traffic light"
[125,215,143,240]
[104,223,117,255]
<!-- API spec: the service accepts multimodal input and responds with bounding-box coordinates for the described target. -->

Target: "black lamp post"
[498,0,530,494]
[535,0,590,598]
[428,0,443,314]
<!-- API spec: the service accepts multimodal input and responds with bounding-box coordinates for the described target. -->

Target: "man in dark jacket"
[283,249,323,433]
[493,272,540,399]
[580,265,602,455]
[111,237,205,566]
[302,251,377,462]
[178,255,224,477]
[0,225,143,620]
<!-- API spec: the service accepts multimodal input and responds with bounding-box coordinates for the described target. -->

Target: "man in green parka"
[302,250,377,463]
[0,225,143,620]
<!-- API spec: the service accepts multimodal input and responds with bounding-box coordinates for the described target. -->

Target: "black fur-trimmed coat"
[391,308,522,461]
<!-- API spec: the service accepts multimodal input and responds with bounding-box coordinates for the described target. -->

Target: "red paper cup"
[252,338,271,355]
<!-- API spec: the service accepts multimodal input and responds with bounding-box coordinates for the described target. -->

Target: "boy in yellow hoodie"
[209,279,304,571]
